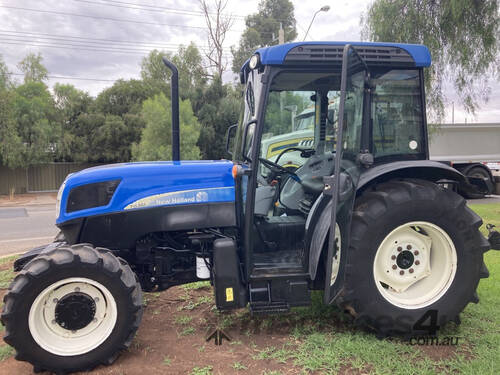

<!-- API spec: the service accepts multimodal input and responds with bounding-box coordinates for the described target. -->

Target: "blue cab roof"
[242,41,431,71]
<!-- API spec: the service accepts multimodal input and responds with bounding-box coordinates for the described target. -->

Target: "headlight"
[66,179,121,213]
[55,181,66,219]
[249,54,260,69]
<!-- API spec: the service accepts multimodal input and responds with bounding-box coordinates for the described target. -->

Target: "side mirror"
[242,120,257,162]
[225,124,238,156]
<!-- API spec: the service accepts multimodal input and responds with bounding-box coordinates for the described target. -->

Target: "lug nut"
[415,260,420,265]
[75,287,80,292]
[409,268,414,274]
[414,250,419,256]
[93,318,98,323]
[391,255,396,260]
[53,298,58,303]
[399,270,404,275]
[94,297,99,303]
[392,265,397,270]
[51,319,56,324]
[407,245,412,250]
[397,246,402,252]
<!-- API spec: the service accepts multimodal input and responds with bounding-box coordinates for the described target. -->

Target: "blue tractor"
[2,42,499,373]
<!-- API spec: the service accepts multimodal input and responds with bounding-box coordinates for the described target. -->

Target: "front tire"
[1,244,143,373]
[339,179,490,335]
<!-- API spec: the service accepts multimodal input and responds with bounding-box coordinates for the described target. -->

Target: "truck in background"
[428,123,500,197]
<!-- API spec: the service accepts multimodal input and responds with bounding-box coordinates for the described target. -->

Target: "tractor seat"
[300,176,325,195]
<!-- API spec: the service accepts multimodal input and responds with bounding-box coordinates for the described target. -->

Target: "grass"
[246,203,500,375]
[0,345,14,361]
[190,365,213,375]
[162,356,171,366]
[181,281,211,291]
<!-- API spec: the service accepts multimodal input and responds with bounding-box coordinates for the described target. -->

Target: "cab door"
[324,45,368,303]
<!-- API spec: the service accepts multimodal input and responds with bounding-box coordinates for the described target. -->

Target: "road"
[0,204,58,256]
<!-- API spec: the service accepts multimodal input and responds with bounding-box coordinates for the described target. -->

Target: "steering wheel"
[258,157,301,183]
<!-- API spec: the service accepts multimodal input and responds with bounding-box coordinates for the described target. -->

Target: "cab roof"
[241,41,431,73]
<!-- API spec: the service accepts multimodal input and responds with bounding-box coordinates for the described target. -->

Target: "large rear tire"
[338,179,490,336]
[1,244,143,373]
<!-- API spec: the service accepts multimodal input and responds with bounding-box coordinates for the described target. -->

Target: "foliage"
[132,93,201,161]
[196,77,240,159]
[0,57,13,90]
[141,44,207,101]
[231,0,297,73]
[53,83,92,161]
[9,82,57,167]
[362,0,499,120]
[17,52,48,83]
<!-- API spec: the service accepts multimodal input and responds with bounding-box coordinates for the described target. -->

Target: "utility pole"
[279,22,285,44]
[452,102,454,124]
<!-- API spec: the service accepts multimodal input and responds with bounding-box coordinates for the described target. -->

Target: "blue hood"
[57,160,235,224]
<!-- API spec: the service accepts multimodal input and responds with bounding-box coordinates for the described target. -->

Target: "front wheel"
[1,244,143,373]
[339,179,491,335]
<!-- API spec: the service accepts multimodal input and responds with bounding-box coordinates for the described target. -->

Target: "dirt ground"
[0,193,57,207]
[0,257,461,375]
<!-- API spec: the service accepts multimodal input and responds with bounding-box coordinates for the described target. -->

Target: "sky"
[0,0,498,123]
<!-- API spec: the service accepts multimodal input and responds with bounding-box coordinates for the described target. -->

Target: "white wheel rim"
[373,221,457,309]
[29,277,118,356]
[330,223,341,286]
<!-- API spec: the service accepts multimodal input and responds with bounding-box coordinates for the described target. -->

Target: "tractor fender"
[307,160,468,281]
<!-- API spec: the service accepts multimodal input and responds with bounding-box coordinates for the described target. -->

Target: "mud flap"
[13,241,66,271]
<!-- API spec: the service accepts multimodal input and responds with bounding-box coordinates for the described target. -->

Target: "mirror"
[225,124,238,156]
[242,120,257,162]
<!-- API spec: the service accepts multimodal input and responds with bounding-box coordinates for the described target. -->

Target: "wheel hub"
[396,250,414,269]
[54,292,96,331]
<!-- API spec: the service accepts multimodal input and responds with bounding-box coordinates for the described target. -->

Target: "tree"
[199,0,234,77]
[10,82,57,166]
[362,0,499,119]
[231,0,297,73]
[94,79,155,116]
[141,44,207,101]
[132,93,201,161]
[53,83,92,161]
[0,56,13,90]
[17,52,48,83]
[196,77,240,159]
[68,113,106,163]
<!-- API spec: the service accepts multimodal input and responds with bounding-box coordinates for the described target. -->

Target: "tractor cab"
[231,43,431,310]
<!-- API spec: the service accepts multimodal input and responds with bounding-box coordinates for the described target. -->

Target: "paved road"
[467,194,500,205]
[0,204,58,256]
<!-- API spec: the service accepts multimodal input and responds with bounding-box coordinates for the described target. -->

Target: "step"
[250,301,290,315]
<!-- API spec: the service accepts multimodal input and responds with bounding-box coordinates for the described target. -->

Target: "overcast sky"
[0,0,498,123]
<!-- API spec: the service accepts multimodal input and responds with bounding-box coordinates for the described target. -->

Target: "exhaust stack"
[161,57,180,161]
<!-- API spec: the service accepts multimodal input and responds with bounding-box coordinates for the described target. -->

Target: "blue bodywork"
[241,41,431,72]
[57,161,235,224]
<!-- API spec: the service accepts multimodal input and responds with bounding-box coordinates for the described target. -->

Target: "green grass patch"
[181,281,211,291]
[0,269,15,289]
[179,326,196,337]
[0,255,18,267]
[0,345,14,361]
[249,204,500,375]
[190,365,212,375]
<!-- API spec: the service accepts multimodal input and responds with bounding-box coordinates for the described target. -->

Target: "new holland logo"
[124,186,234,210]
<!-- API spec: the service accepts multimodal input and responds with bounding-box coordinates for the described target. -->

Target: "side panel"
[61,202,236,249]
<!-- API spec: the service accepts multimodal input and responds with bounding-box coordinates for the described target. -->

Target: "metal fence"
[0,163,102,195]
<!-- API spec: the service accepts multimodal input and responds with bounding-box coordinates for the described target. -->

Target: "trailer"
[429,123,500,197]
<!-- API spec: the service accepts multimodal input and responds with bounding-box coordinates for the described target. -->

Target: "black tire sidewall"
[345,185,482,334]
[10,258,137,371]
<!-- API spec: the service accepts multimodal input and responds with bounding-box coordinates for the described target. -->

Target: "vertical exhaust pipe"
[162,57,180,161]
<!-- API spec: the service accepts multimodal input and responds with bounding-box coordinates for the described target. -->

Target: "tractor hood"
[56,160,235,224]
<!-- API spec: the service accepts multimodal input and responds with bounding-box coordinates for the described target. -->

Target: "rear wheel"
[463,166,493,198]
[339,179,490,335]
[1,244,143,373]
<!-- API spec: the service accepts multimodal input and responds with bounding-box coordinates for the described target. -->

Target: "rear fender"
[307,160,472,281]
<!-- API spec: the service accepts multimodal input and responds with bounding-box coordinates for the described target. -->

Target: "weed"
[179,327,196,336]
[162,356,171,366]
[182,281,210,291]
[175,315,193,325]
[0,269,15,289]
[232,361,248,370]
[190,365,212,375]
